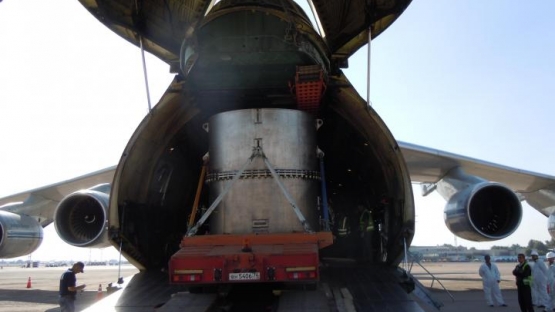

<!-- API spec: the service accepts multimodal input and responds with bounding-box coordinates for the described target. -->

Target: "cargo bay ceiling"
[78,0,412,72]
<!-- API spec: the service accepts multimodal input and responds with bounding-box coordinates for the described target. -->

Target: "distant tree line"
[438,239,555,255]
[490,239,555,256]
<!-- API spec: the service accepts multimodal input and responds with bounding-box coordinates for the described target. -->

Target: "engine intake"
[444,182,522,241]
[54,184,110,248]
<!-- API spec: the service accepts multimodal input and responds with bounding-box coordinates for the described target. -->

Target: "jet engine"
[54,184,111,248]
[0,210,43,258]
[443,182,522,241]
[548,213,555,240]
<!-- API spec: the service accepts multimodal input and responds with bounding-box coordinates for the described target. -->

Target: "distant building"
[409,246,524,263]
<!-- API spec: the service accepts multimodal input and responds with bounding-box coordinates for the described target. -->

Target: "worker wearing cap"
[478,255,507,307]
[530,250,549,309]
[59,261,86,312]
[546,252,555,311]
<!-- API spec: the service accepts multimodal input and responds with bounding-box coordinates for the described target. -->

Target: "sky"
[0,0,554,261]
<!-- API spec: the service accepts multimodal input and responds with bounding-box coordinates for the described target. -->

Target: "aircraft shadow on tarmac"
[0,288,98,311]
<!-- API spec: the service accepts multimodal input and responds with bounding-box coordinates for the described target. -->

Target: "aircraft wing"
[0,166,116,227]
[399,141,555,216]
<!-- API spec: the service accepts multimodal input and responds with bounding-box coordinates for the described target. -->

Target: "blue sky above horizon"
[0,0,553,261]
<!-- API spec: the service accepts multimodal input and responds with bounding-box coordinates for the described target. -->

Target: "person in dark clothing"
[59,262,86,312]
[357,204,375,262]
[513,253,534,312]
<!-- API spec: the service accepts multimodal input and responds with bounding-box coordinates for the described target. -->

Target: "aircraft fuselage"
[104,0,415,273]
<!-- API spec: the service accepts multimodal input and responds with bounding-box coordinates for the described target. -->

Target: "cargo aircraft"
[1,0,555,310]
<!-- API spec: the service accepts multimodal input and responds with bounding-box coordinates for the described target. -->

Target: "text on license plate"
[229,272,260,281]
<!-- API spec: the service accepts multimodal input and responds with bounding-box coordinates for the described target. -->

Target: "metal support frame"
[186,150,257,237]
[186,146,313,236]
[262,151,312,233]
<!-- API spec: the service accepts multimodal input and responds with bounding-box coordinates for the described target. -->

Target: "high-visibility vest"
[338,216,349,237]
[523,263,533,286]
[359,210,374,232]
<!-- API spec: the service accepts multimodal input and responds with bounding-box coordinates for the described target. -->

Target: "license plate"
[229,272,260,281]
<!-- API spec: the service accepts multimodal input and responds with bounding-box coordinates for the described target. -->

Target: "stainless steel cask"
[207,109,320,234]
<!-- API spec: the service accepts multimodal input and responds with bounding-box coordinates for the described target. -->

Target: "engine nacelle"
[54,184,111,248]
[548,213,555,240]
[0,210,43,258]
[443,182,522,241]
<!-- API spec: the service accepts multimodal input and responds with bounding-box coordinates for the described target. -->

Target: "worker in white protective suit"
[478,255,507,307]
[530,250,550,309]
[546,252,555,312]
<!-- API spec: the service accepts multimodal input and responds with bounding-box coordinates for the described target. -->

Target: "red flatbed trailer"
[169,232,333,285]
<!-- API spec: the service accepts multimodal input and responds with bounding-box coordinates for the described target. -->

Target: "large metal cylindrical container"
[207,108,320,234]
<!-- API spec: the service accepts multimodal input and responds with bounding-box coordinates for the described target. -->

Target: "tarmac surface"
[0,264,139,312]
[0,261,549,311]
[409,261,547,312]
